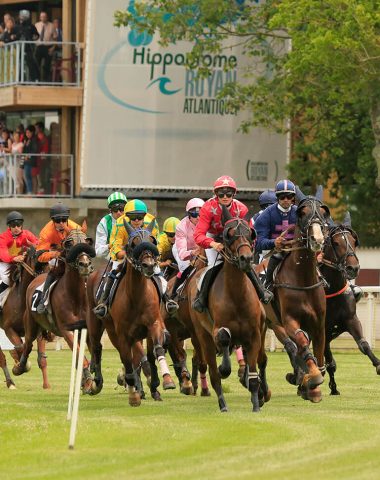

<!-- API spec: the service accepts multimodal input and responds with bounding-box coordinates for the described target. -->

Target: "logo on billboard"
[98,1,245,115]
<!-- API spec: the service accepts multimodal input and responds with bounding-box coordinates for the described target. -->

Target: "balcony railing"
[0,153,74,198]
[0,41,82,87]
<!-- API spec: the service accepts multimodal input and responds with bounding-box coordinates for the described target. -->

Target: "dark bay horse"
[0,246,49,389]
[188,207,269,413]
[271,193,330,402]
[13,227,95,386]
[320,216,380,394]
[86,220,175,407]
[163,252,211,396]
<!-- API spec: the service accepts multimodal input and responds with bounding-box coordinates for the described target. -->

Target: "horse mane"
[7,264,19,287]
[65,243,96,264]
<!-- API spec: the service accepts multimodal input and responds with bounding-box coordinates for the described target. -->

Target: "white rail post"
[67,329,79,420]
[367,293,375,350]
[68,328,87,449]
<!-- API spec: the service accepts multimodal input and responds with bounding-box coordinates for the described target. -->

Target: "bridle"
[296,197,328,250]
[126,228,159,276]
[221,218,253,268]
[321,226,359,277]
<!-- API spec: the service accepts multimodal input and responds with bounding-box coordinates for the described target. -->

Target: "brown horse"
[188,206,269,412]
[163,252,211,396]
[86,220,175,407]
[320,217,380,394]
[270,193,329,402]
[0,246,49,389]
[13,227,95,386]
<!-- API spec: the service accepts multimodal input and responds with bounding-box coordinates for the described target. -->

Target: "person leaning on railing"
[22,125,38,194]
[18,10,39,82]
[11,131,25,194]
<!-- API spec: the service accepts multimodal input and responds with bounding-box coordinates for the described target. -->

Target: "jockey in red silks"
[0,211,38,298]
[192,175,273,313]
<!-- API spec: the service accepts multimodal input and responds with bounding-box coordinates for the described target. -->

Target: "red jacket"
[194,197,249,249]
[0,229,38,263]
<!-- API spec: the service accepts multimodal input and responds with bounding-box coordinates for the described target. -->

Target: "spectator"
[23,125,38,194]
[52,19,62,42]
[0,129,12,153]
[51,18,63,82]
[11,131,24,194]
[2,17,19,44]
[18,10,39,82]
[15,124,25,142]
[35,12,55,82]
[36,123,50,194]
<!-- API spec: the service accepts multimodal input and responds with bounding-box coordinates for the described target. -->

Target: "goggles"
[8,220,23,228]
[188,209,200,218]
[277,193,295,201]
[53,217,68,224]
[165,232,175,238]
[110,204,125,213]
[129,214,145,221]
[217,190,234,199]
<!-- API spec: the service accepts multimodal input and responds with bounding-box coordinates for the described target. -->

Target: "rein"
[222,218,253,267]
[19,260,38,277]
[321,228,359,275]
[274,280,325,291]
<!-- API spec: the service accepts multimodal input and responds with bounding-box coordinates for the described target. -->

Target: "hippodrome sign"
[80,0,287,193]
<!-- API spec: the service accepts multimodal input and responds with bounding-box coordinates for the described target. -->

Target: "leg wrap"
[154,344,170,376]
[162,329,171,350]
[284,337,298,368]
[299,345,317,366]
[357,338,370,355]
[125,372,136,387]
[318,365,326,375]
[295,328,310,344]
[326,359,337,372]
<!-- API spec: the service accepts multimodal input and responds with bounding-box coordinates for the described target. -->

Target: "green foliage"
[115,0,380,245]
[2,349,380,479]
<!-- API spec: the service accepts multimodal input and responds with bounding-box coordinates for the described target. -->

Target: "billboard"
[80,0,288,194]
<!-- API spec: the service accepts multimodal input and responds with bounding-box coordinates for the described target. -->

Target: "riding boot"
[36,271,56,314]
[265,253,282,290]
[93,271,117,319]
[350,284,363,303]
[0,282,9,294]
[192,267,218,313]
[246,269,273,304]
[165,275,183,314]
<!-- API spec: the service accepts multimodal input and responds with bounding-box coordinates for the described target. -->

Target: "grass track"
[1,349,380,480]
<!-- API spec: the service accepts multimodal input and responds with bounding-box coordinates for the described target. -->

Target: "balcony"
[0,41,83,108]
[0,153,74,198]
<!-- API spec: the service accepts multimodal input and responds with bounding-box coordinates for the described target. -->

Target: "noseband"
[221,218,253,267]
[321,226,359,276]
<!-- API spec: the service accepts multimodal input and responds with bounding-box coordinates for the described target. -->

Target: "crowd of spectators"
[0,10,63,83]
[0,120,60,195]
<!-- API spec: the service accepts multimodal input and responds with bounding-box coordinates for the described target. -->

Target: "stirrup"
[165,299,179,315]
[260,289,273,304]
[93,303,108,319]
[36,302,47,314]
[192,295,205,313]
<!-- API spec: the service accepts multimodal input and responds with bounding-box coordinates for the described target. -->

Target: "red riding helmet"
[213,175,237,192]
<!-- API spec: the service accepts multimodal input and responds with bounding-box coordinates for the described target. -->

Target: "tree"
[115,0,380,246]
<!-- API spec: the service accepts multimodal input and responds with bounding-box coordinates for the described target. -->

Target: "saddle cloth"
[0,288,11,310]
[31,280,58,313]
[0,327,13,350]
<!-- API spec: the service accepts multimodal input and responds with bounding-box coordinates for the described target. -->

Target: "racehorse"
[188,206,269,412]
[86,220,175,407]
[270,191,330,402]
[13,227,95,387]
[163,252,211,396]
[0,246,49,389]
[320,214,380,394]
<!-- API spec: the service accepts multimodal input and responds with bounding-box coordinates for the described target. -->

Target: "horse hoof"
[218,364,231,379]
[151,391,162,401]
[163,376,176,390]
[252,406,260,413]
[220,407,228,413]
[116,373,125,386]
[43,383,51,390]
[12,364,25,376]
[265,389,272,403]
[286,373,297,386]
[128,390,141,407]
[201,388,211,397]
[330,390,340,396]
[89,380,103,396]
[7,382,16,390]
[376,365,380,375]
[237,365,245,380]
[25,360,32,372]
[308,387,322,403]
[305,372,324,390]
[180,385,194,396]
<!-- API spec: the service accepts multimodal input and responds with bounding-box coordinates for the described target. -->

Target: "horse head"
[124,218,159,278]
[323,216,360,280]
[221,205,253,272]
[296,189,330,252]
[63,228,95,278]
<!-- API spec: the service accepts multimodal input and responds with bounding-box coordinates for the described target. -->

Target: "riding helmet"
[124,199,148,215]
[6,211,24,225]
[163,217,180,234]
[50,203,70,219]
[213,175,237,192]
[258,190,277,208]
[185,198,204,212]
[107,192,127,208]
[275,179,296,196]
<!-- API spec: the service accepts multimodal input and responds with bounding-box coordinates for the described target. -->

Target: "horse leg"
[258,347,271,405]
[191,354,199,395]
[131,343,146,400]
[146,338,162,401]
[0,348,16,389]
[118,337,141,407]
[271,323,303,386]
[215,327,232,379]
[235,346,246,380]
[148,323,176,390]
[13,311,37,376]
[36,336,50,389]
[169,338,193,395]
[191,332,210,396]
[325,342,339,395]
[346,314,380,375]
[62,330,92,393]
[86,314,105,396]
[244,333,262,413]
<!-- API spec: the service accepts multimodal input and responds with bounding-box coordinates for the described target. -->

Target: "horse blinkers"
[223,219,253,272]
[326,226,360,280]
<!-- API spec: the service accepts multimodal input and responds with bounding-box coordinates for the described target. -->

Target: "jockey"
[94,199,159,318]
[35,203,82,314]
[254,179,297,289]
[95,192,127,259]
[0,211,38,295]
[252,190,278,224]
[165,198,205,313]
[158,217,180,269]
[192,175,273,313]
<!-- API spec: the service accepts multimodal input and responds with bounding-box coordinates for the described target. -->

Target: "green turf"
[1,349,380,480]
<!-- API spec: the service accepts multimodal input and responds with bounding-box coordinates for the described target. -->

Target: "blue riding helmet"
[259,190,277,208]
[275,179,296,196]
